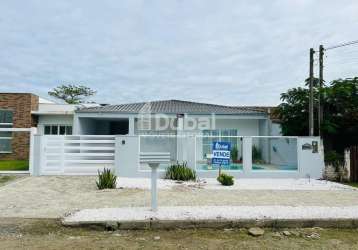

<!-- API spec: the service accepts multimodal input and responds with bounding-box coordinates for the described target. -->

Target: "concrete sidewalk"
[63,206,358,229]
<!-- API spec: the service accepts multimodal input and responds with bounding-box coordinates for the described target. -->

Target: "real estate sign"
[212,141,231,166]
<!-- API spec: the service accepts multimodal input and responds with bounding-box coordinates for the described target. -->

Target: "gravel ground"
[64,206,358,224]
[1,176,358,219]
[117,177,356,190]
[2,218,358,250]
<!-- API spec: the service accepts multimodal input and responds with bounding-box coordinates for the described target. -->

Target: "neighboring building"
[0,93,38,160]
[0,93,79,161]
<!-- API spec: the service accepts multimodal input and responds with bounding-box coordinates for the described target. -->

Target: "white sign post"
[139,151,170,212]
[149,163,159,212]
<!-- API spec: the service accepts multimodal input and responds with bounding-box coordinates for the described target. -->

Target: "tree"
[276,77,358,153]
[322,77,358,152]
[48,84,96,104]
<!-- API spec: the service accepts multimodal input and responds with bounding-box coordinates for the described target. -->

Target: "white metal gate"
[40,135,115,175]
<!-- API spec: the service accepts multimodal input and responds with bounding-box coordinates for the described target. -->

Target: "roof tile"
[77,100,265,115]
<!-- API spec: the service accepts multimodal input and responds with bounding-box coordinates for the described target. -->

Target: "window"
[202,129,238,157]
[0,110,13,124]
[0,110,13,153]
[44,125,73,135]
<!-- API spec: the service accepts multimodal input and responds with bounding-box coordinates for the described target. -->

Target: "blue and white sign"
[212,141,231,166]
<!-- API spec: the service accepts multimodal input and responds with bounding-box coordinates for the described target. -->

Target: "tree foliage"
[276,77,358,152]
[48,84,96,104]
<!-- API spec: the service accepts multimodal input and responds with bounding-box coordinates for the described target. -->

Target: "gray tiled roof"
[77,100,266,115]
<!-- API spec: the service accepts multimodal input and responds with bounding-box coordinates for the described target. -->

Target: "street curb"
[62,218,358,230]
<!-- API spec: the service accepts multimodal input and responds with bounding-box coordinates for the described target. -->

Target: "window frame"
[201,129,238,158]
[0,110,13,153]
[43,124,73,135]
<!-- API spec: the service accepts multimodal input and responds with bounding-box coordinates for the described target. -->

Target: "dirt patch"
[1,218,358,249]
[1,176,358,218]
[0,175,23,186]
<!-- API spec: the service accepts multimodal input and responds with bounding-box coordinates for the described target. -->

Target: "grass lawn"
[342,182,358,188]
[0,160,29,171]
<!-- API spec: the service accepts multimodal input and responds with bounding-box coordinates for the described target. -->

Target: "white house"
[70,100,302,175]
[28,99,323,178]
[72,99,279,136]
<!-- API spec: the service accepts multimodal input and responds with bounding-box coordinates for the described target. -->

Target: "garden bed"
[116,178,357,191]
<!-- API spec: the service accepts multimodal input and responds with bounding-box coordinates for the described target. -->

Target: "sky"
[0,0,357,106]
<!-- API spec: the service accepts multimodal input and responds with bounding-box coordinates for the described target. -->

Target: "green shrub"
[231,146,238,162]
[96,168,117,190]
[252,145,263,163]
[165,162,196,181]
[217,172,234,186]
[325,150,344,172]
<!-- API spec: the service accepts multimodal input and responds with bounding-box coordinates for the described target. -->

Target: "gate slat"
[41,135,116,175]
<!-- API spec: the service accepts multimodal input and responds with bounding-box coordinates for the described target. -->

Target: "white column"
[72,115,81,134]
[243,137,252,174]
[32,134,43,176]
[29,127,37,176]
[128,117,135,135]
[176,117,184,162]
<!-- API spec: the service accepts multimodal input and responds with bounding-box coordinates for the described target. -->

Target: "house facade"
[73,100,278,137]
[70,100,299,176]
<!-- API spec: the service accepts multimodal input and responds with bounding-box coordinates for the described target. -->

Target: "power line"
[325,39,358,51]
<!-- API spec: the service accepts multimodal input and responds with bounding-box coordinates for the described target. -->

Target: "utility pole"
[309,48,315,136]
[318,45,324,137]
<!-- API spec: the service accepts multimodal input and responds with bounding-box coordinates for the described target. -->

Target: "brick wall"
[0,93,39,160]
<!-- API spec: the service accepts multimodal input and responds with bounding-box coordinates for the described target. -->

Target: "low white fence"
[0,127,36,174]
[116,135,325,179]
[35,135,115,175]
[29,134,325,178]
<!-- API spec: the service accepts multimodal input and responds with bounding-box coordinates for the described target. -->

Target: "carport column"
[128,117,135,135]
[72,115,81,134]
[114,136,122,176]
[243,137,252,174]
[176,117,185,161]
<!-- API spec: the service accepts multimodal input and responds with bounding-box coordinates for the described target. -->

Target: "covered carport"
[73,112,136,135]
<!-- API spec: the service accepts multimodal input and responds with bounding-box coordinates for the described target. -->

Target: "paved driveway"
[1,176,358,218]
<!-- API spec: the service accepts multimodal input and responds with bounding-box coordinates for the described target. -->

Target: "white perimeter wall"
[115,136,324,179]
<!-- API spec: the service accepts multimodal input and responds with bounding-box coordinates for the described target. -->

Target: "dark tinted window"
[59,126,66,135]
[44,126,51,135]
[0,110,13,123]
[66,126,72,135]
